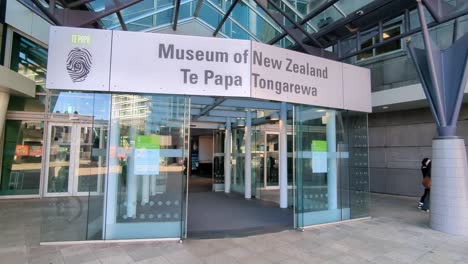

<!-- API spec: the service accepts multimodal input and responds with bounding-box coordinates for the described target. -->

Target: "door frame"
[44,122,74,197]
[44,122,104,197]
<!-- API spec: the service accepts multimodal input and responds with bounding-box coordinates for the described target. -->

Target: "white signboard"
[45,26,371,112]
[46,27,112,91]
[251,42,344,109]
[111,31,251,97]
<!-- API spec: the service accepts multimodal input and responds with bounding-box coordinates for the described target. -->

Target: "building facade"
[0,0,466,242]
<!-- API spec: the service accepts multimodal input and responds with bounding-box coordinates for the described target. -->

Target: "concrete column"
[224,119,231,193]
[326,111,338,210]
[431,138,468,236]
[0,92,10,144]
[127,127,137,218]
[279,102,288,208]
[244,111,252,199]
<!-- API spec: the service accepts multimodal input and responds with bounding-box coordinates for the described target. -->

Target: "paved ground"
[1,193,468,264]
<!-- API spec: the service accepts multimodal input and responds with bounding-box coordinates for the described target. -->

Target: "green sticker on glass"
[135,135,160,149]
[312,140,327,152]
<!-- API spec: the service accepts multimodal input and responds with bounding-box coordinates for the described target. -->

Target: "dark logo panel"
[66,48,93,82]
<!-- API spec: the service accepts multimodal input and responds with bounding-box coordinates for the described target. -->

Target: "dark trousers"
[420,188,430,209]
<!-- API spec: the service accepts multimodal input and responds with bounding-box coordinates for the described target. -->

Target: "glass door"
[45,123,104,197]
[265,133,279,188]
[73,125,107,196]
[45,123,73,196]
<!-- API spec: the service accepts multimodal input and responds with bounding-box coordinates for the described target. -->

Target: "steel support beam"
[266,0,323,48]
[193,97,226,120]
[252,0,324,56]
[213,0,240,36]
[267,0,339,45]
[193,0,203,17]
[30,0,62,25]
[172,0,181,30]
[67,0,94,8]
[116,11,128,30]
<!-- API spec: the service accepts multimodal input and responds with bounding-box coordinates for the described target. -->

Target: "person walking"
[418,158,431,212]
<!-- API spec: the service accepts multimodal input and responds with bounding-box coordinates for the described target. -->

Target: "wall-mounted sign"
[46,26,371,112]
[134,135,160,175]
[311,140,327,173]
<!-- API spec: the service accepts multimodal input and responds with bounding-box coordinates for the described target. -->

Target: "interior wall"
[198,135,213,164]
[369,104,468,197]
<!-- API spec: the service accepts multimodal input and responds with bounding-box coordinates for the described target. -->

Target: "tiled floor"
[1,193,468,264]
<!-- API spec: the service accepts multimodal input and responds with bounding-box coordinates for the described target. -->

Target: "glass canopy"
[87,0,376,48]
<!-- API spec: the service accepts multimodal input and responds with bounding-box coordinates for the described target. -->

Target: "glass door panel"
[212,130,225,192]
[74,126,98,195]
[104,95,188,240]
[46,124,73,196]
[265,133,279,187]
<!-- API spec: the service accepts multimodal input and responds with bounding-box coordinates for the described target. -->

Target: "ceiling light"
[382,106,389,109]
[237,119,245,127]
[382,32,390,39]
[218,124,226,131]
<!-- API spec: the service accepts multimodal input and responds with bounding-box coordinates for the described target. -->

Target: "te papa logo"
[66,47,92,83]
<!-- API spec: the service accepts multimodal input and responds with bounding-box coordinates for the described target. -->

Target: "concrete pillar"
[224,119,231,193]
[127,127,137,218]
[0,92,10,144]
[0,92,10,180]
[326,111,338,210]
[431,138,468,236]
[279,102,288,208]
[244,111,252,199]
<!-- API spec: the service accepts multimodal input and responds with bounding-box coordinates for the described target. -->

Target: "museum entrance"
[185,100,295,238]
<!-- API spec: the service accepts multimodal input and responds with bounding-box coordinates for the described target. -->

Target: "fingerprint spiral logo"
[66,48,92,82]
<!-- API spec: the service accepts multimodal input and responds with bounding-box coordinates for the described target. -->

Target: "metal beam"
[213,0,240,37]
[30,0,61,25]
[193,97,225,120]
[266,0,323,48]
[67,0,94,8]
[172,0,181,30]
[221,98,281,110]
[252,0,319,55]
[193,0,203,17]
[116,11,128,30]
[267,0,339,45]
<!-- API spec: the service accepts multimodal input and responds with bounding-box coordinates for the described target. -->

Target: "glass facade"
[1,7,374,241]
[0,120,43,195]
[294,107,369,227]
[104,94,189,240]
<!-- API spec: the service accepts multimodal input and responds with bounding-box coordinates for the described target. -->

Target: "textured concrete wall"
[369,104,468,197]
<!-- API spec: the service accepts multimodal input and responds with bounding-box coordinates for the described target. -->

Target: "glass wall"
[104,94,189,240]
[1,121,43,195]
[212,130,225,192]
[294,106,369,227]
[231,127,245,194]
[40,92,111,242]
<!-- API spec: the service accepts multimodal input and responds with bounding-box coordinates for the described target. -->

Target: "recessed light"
[382,106,389,109]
